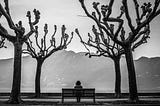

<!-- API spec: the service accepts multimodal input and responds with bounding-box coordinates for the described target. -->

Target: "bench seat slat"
[62,88,95,103]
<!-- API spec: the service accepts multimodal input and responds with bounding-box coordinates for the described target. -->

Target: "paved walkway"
[0,96,160,105]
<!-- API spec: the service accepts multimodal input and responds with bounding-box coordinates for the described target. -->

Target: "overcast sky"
[0,0,160,59]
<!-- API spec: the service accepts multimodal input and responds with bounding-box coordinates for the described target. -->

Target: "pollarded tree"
[76,23,146,98]
[23,24,73,98]
[0,0,40,103]
[76,25,124,98]
[78,0,159,101]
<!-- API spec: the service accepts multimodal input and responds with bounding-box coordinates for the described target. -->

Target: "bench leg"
[62,97,64,103]
[93,97,96,103]
[76,97,81,102]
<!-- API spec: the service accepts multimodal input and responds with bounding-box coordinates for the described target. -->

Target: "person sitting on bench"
[74,81,83,102]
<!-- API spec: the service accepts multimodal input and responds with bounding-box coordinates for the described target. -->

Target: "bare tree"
[75,25,124,98]
[0,0,40,103]
[78,0,160,101]
[23,24,73,98]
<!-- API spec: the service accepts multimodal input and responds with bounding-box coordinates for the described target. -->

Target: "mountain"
[0,50,159,93]
[135,57,160,92]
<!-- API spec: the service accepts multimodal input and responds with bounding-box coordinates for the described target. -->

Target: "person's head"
[76,80,81,85]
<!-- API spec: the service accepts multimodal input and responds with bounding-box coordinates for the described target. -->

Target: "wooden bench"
[62,88,95,103]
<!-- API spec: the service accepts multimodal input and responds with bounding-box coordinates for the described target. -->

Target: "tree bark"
[113,57,121,98]
[8,42,23,104]
[124,45,138,101]
[34,59,43,98]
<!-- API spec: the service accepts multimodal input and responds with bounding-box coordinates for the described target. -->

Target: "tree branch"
[24,38,37,58]
[23,9,40,40]
[79,0,124,46]
[34,26,42,51]
[43,24,48,52]
[46,25,57,53]
[0,2,18,32]
[79,0,96,21]
[122,0,135,32]
[132,24,150,43]
[132,33,150,51]
[66,32,74,47]
[75,27,123,59]
[25,24,73,60]
[4,0,11,16]
[133,0,140,25]
[75,28,91,53]
[135,0,160,35]
[92,2,101,21]
[105,0,114,19]
[0,24,15,42]
[0,36,6,48]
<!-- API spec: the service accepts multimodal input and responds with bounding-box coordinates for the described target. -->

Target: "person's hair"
[76,81,81,85]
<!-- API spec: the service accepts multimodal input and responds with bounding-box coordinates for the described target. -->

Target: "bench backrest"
[62,88,95,97]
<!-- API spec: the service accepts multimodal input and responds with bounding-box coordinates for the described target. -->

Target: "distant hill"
[135,57,160,92]
[0,50,159,93]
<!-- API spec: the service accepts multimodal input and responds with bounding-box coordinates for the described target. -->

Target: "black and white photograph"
[0,0,160,105]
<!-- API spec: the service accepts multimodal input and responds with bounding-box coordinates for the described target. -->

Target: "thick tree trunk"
[8,42,23,104]
[34,60,43,98]
[113,57,121,98]
[124,45,138,101]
